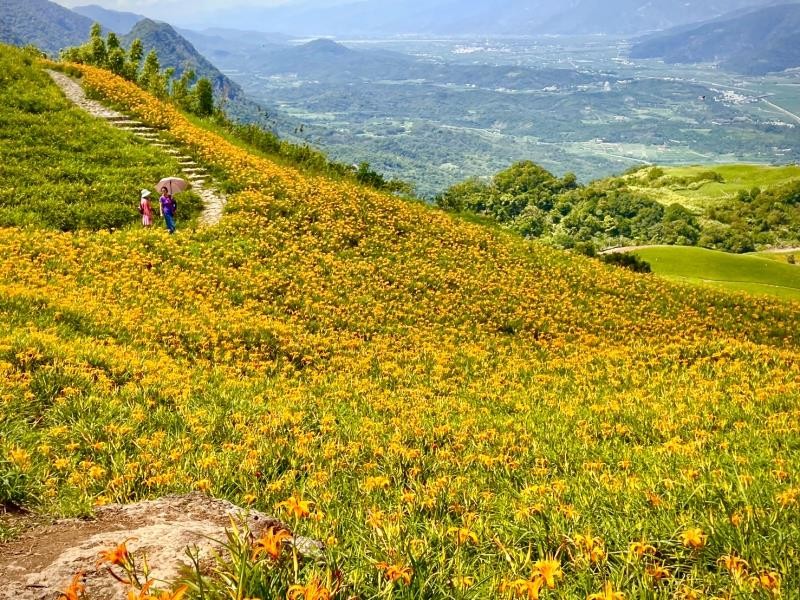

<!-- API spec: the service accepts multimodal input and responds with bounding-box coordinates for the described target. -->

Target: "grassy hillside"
[632,245,800,301]
[1,45,800,598]
[756,249,800,265]
[622,164,800,211]
[0,47,190,230]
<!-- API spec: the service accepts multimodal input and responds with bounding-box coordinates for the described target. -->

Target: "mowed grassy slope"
[634,246,800,302]
[1,47,800,597]
[0,47,200,231]
[623,164,800,211]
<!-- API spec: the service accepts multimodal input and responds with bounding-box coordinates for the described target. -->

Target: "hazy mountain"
[630,3,800,74]
[72,4,146,35]
[200,28,293,46]
[122,19,244,100]
[536,0,785,34]
[204,0,781,35]
[0,0,92,55]
[176,27,290,66]
[219,38,600,91]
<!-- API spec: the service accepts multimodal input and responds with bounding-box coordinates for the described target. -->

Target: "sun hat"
[141,189,151,198]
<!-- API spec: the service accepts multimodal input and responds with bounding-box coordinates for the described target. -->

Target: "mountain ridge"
[630,3,800,74]
[122,19,244,100]
[72,4,146,35]
[0,0,93,55]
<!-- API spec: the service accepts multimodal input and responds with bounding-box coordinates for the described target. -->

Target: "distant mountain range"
[201,0,783,36]
[219,38,599,90]
[630,3,800,75]
[73,4,145,35]
[0,0,92,55]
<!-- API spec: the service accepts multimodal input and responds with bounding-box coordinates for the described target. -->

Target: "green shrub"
[600,252,652,273]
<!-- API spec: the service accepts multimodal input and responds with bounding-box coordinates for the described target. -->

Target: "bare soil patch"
[0,494,304,600]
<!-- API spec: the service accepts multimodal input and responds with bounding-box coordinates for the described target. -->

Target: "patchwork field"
[1,45,799,599]
[632,245,800,302]
[622,164,800,212]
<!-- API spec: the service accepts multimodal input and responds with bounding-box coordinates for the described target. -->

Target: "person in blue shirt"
[159,186,177,234]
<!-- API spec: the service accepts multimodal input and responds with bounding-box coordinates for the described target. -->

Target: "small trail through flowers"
[47,70,226,227]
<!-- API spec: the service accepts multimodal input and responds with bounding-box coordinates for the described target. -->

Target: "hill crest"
[72,4,146,35]
[0,0,92,55]
[630,3,800,74]
[122,18,243,100]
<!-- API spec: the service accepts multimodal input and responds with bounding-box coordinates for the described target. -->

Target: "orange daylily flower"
[628,540,656,559]
[501,577,544,599]
[59,572,85,600]
[287,578,331,600]
[376,561,413,585]
[252,525,293,560]
[97,538,136,567]
[448,526,479,545]
[588,581,625,600]
[680,527,707,550]
[718,554,748,579]
[531,557,562,589]
[751,570,781,594]
[278,495,312,519]
[645,564,670,583]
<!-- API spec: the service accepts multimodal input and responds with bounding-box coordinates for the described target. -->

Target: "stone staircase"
[47,70,225,227]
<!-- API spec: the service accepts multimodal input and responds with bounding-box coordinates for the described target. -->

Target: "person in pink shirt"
[139,189,153,227]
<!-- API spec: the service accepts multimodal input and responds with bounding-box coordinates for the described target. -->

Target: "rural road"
[599,245,800,255]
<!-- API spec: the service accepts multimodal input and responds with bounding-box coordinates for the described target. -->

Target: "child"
[139,189,153,227]
[159,186,177,234]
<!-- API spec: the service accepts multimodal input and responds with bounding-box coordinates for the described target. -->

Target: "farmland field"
[1,45,800,599]
[215,36,800,196]
[631,245,800,301]
[620,164,800,211]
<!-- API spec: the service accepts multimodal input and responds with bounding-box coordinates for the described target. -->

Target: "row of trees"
[61,24,214,117]
[436,161,701,253]
[435,160,800,255]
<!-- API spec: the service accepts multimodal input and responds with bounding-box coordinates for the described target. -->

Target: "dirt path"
[47,70,225,227]
[600,245,800,256]
[758,247,800,254]
[599,245,667,255]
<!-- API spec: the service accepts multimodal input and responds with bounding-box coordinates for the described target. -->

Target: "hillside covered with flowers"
[1,45,799,599]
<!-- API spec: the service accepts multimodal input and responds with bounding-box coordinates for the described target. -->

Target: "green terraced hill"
[633,245,800,301]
